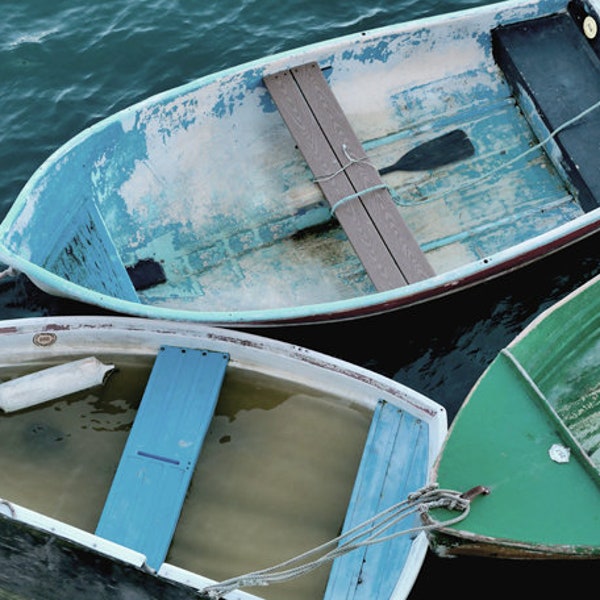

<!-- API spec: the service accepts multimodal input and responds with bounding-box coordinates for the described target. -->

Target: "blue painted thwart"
[324,400,428,600]
[95,345,229,570]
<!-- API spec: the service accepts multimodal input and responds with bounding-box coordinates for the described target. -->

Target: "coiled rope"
[199,483,483,599]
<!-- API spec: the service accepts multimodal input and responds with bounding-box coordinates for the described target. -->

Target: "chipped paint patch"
[549,443,571,463]
[0,0,593,327]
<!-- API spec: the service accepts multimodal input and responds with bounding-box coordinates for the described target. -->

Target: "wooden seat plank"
[264,62,434,291]
[291,63,435,284]
[95,345,229,570]
[264,68,408,291]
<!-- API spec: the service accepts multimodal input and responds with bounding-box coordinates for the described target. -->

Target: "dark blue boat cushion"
[493,1,600,212]
[126,258,167,291]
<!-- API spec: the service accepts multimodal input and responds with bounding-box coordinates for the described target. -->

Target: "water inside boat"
[0,357,371,599]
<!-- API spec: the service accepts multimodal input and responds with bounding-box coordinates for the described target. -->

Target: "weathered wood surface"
[324,400,428,600]
[96,346,229,570]
[264,62,434,291]
[43,201,139,302]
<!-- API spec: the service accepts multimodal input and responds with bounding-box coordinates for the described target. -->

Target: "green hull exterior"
[428,273,600,558]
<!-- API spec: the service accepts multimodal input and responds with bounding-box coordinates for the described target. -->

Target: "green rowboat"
[424,272,600,559]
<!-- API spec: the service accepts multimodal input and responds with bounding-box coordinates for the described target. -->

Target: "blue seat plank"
[324,399,429,600]
[95,345,229,570]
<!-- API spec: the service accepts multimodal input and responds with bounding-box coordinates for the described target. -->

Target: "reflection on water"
[1,359,371,600]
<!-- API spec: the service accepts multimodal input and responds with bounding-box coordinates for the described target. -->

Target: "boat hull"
[426,273,600,560]
[1,0,600,327]
[0,316,446,599]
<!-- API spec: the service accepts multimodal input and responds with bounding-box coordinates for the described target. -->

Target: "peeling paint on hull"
[425,272,600,560]
[0,0,599,327]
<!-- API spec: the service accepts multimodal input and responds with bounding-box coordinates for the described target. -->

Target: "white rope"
[312,97,600,211]
[311,144,390,216]
[198,484,477,598]
[313,143,374,184]
[400,96,600,205]
[329,184,387,215]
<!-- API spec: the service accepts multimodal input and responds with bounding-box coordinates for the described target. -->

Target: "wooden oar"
[379,129,474,174]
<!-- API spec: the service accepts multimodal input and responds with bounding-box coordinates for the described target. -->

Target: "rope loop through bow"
[198,483,489,598]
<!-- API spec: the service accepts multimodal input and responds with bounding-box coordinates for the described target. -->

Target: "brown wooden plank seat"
[264,62,434,291]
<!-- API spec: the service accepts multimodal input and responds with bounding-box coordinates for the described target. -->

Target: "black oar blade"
[379,129,475,175]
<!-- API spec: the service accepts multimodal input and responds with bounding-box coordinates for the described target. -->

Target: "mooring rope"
[399,96,600,206]
[329,184,388,216]
[311,143,390,217]
[198,483,482,599]
[309,96,600,218]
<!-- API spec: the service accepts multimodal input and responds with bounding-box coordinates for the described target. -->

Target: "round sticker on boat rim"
[583,15,598,39]
[33,332,57,347]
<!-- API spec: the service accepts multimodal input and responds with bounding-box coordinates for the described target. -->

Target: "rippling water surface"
[1,1,598,598]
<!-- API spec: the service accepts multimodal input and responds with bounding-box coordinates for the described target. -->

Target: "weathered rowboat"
[0,316,447,599]
[1,0,600,327]
[423,272,600,560]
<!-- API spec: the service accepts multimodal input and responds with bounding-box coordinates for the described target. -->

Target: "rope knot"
[407,483,438,502]
[197,484,481,598]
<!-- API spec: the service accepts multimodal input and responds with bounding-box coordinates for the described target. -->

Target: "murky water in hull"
[0,358,371,600]
[0,359,149,531]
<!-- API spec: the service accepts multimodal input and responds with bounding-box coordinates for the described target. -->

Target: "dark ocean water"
[1,0,598,598]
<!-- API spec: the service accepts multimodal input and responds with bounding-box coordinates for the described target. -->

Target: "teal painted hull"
[426,272,600,559]
[1,0,599,327]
